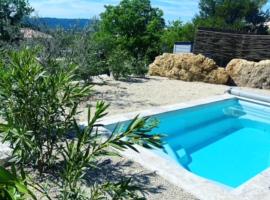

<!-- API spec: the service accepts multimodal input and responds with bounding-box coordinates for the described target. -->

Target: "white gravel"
[78,76,229,120]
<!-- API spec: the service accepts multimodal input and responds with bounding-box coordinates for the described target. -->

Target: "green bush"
[59,103,162,199]
[0,0,33,43]
[94,0,165,78]
[71,31,110,82]
[0,49,91,172]
[161,20,195,53]
[107,49,132,80]
[0,48,163,199]
[21,25,110,83]
[107,48,149,80]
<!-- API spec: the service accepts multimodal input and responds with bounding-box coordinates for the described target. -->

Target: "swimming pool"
[105,96,270,189]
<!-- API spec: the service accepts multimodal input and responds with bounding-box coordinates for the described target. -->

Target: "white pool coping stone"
[97,94,270,200]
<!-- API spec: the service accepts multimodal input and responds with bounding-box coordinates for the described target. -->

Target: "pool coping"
[94,94,270,200]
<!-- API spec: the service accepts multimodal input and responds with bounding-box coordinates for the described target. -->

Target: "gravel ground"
[78,76,229,120]
[86,156,199,200]
[78,76,270,119]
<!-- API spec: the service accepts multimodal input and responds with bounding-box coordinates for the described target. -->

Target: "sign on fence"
[173,42,193,54]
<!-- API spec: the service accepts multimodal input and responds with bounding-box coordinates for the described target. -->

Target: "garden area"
[1,0,270,199]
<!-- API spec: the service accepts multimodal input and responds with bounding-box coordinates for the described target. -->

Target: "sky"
[29,0,270,23]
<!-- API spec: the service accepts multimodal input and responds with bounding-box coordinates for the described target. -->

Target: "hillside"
[24,17,92,30]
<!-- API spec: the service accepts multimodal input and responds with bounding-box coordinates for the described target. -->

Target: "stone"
[149,53,229,84]
[226,59,270,89]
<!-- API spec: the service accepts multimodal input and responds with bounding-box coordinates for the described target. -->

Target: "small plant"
[59,102,162,199]
[0,165,36,200]
[90,178,147,200]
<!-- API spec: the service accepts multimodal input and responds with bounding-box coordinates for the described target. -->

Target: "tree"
[161,20,195,52]
[0,0,33,43]
[70,20,112,82]
[95,0,165,77]
[194,0,269,34]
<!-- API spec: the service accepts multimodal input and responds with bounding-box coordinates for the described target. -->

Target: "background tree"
[0,0,33,43]
[194,0,270,34]
[161,20,195,52]
[70,19,112,82]
[94,0,165,78]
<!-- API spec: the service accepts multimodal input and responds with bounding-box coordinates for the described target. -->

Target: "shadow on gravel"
[84,158,166,196]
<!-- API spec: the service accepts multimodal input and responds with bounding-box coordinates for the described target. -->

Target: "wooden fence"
[193,28,270,66]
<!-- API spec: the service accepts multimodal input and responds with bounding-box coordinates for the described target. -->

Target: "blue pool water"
[106,98,270,188]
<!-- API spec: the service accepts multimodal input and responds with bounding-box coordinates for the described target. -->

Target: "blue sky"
[29,0,270,22]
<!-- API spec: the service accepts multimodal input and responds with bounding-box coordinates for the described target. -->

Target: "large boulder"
[149,53,229,84]
[226,59,270,89]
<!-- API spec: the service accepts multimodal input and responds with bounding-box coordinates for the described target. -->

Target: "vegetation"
[94,0,165,78]
[1,0,270,199]
[0,49,91,172]
[0,49,162,199]
[161,20,195,53]
[0,0,33,43]
[5,0,268,81]
[0,165,37,200]
[194,0,270,34]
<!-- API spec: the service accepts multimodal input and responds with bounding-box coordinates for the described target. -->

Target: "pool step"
[224,104,270,121]
[223,106,246,117]
[164,144,191,165]
[223,105,270,132]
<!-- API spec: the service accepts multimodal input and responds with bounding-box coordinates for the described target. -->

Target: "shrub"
[108,49,132,80]
[130,56,149,77]
[0,48,163,199]
[71,32,110,82]
[0,48,91,172]
[161,20,195,53]
[59,103,162,199]
[0,0,33,43]
[107,49,149,80]
[22,26,110,83]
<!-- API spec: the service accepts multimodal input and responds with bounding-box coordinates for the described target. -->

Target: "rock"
[149,53,229,84]
[226,59,270,89]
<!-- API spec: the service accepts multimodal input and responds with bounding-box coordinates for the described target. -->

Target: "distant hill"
[24,17,92,30]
